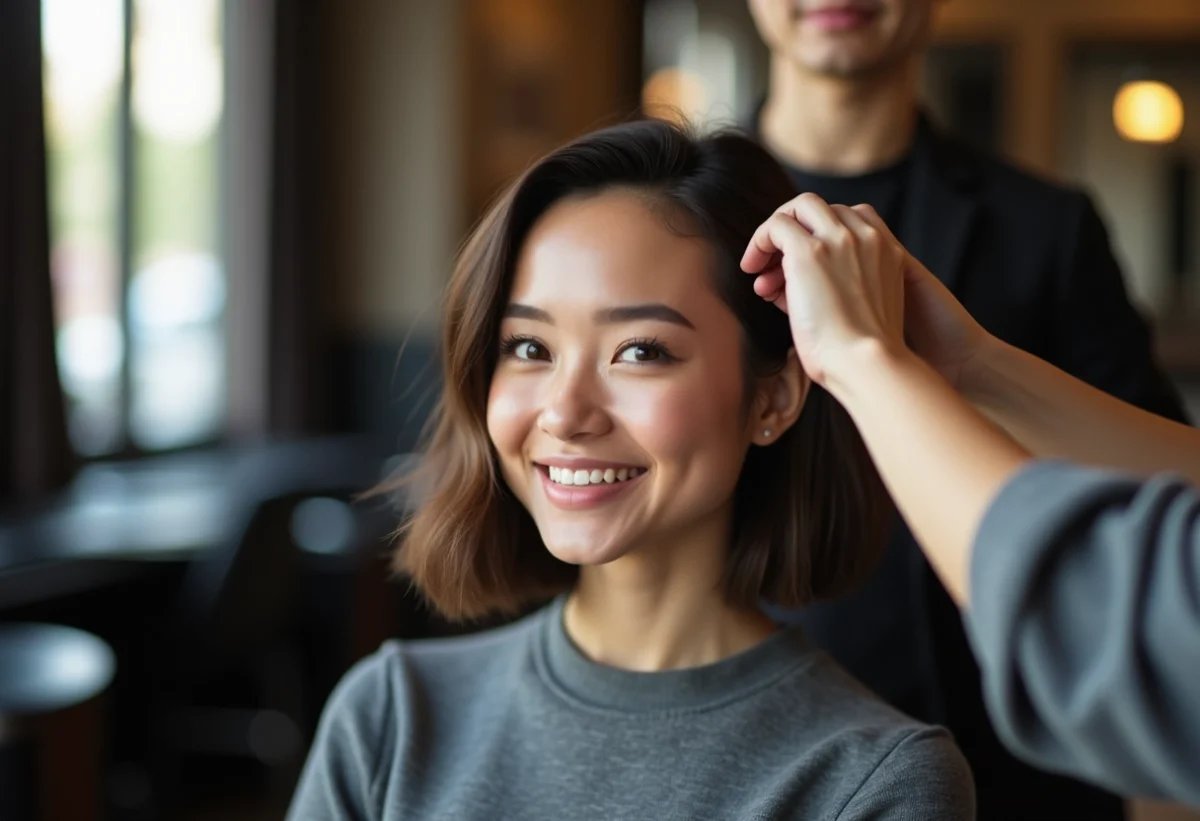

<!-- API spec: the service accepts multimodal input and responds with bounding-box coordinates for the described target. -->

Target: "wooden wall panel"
[461,0,641,221]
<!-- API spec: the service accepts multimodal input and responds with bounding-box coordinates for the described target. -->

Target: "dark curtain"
[268,0,332,434]
[0,0,76,503]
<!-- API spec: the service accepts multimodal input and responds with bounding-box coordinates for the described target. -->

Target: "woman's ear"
[752,348,809,446]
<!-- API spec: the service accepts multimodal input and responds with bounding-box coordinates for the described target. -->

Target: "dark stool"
[0,623,115,821]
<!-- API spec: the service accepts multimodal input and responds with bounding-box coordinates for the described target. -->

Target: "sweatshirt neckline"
[535,596,815,714]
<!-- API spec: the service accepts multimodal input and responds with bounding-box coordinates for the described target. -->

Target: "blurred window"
[42,0,226,456]
[642,0,746,128]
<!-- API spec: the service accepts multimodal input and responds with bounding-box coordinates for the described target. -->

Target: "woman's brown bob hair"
[385,119,891,621]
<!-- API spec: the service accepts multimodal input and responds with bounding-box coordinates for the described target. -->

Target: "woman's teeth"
[547,466,643,486]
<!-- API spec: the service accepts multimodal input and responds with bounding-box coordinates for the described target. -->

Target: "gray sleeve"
[834,728,976,820]
[286,650,397,821]
[964,460,1200,805]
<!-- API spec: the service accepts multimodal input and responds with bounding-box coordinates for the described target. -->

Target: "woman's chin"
[537,518,643,564]
[543,539,635,568]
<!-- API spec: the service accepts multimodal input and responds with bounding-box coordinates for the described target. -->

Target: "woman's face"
[487,190,777,567]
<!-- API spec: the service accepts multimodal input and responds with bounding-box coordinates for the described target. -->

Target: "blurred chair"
[0,623,116,821]
[136,436,386,816]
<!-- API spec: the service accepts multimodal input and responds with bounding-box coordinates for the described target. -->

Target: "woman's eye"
[616,343,664,364]
[514,340,549,361]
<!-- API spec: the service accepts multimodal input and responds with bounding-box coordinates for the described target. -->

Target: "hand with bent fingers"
[739,193,906,388]
[741,193,991,391]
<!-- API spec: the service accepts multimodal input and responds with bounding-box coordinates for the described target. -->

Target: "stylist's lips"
[799,2,881,31]
[535,457,647,510]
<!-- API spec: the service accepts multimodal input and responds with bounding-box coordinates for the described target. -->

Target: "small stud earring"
[763,429,773,438]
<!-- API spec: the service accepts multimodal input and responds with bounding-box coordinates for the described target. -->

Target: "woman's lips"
[536,464,646,510]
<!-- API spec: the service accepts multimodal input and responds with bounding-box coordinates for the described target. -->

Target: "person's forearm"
[825,342,1032,605]
[966,339,1200,486]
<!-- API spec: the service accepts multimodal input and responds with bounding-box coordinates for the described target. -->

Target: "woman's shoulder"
[782,647,932,731]
[288,609,550,819]
[330,605,548,719]
[772,651,975,819]
[829,725,976,820]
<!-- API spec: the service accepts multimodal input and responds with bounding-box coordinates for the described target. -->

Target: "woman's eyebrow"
[503,303,554,323]
[502,302,695,330]
[596,304,695,329]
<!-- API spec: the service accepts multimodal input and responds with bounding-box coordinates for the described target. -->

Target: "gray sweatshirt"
[966,461,1200,806]
[288,597,974,820]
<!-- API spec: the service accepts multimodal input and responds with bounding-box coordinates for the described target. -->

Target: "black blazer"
[776,116,1188,821]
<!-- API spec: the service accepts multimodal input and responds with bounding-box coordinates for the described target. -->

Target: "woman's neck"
[563,516,778,671]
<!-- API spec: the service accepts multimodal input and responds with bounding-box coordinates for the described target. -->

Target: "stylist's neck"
[759,55,918,175]
[564,525,776,671]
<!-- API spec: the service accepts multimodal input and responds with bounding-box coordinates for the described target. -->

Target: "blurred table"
[0,436,392,611]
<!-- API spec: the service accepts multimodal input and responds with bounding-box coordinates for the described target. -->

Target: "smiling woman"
[286,120,975,821]
[398,122,894,622]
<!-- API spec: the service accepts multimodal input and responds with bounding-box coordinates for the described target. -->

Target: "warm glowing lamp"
[1113,79,1184,144]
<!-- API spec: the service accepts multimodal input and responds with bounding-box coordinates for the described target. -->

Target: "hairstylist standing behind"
[745,2,1188,817]
[743,192,1200,807]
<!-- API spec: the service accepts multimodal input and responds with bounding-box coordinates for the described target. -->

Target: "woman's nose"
[537,364,612,441]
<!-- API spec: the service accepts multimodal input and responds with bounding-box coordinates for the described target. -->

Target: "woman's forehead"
[509,191,720,312]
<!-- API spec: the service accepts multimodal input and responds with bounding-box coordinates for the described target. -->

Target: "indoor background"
[1,0,1198,819]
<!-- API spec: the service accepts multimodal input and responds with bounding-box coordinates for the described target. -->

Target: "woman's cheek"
[613,375,743,458]
[487,373,539,455]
